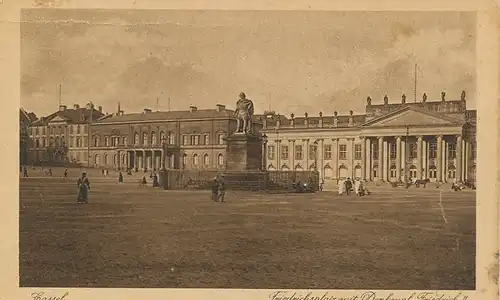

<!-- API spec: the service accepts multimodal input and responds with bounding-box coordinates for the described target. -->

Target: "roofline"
[92,116,236,125]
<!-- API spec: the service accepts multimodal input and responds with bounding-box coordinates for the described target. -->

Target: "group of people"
[338,177,370,196]
[211,175,226,203]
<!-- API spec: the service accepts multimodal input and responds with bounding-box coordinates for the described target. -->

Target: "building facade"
[261,91,477,184]
[28,103,105,165]
[89,104,263,172]
[20,108,37,168]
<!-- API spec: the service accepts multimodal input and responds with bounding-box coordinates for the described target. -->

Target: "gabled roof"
[32,107,104,125]
[361,105,465,127]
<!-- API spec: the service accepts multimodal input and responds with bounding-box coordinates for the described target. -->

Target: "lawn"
[19,176,475,289]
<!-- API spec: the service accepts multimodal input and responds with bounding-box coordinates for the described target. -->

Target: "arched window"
[55,136,60,147]
[182,154,188,168]
[354,165,362,179]
[122,154,127,165]
[217,153,224,165]
[192,154,199,166]
[159,131,165,144]
[429,165,437,179]
[104,153,108,165]
[295,164,303,171]
[390,165,397,178]
[372,165,378,178]
[134,132,139,145]
[203,154,209,165]
[168,132,175,145]
[281,164,290,171]
[114,154,118,166]
[94,154,100,166]
[267,164,276,171]
[151,131,157,145]
[324,165,333,179]
[142,132,148,145]
[448,165,456,179]
[339,165,349,179]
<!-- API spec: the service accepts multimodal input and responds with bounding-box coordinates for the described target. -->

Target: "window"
[280,145,289,160]
[35,127,39,135]
[93,137,99,147]
[182,135,189,145]
[409,166,417,179]
[203,154,209,165]
[409,143,417,159]
[295,145,303,160]
[372,143,378,160]
[204,134,210,145]
[76,125,80,134]
[268,145,275,160]
[42,138,46,147]
[123,137,127,145]
[429,166,437,179]
[390,165,397,178]
[429,142,437,159]
[104,153,108,165]
[217,153,224,165]
[471,143,476,159]
[168,132,175,145]
[218,133,225,145]
[448,166,456,179]
[42,127,46,135]
[159,131,165,144]
[192,154,199,166]
[76,137,82,148]
[134,133,139,145]
[35,139,40,148]
[182,154,188,168]
[354,144,362,160]
[448,143,456,159]
[111,137,115,146]
[105,137,109,147]
[142,132,148,145]
[191,135,200,145]
[390,143,396,159]
[151,132,157,145]
[309,145,317,160]
[339,144,347,160]
[324,144,332,160]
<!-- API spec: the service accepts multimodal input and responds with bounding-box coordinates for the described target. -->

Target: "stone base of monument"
[224,133,263,171]
[219,171,269,191]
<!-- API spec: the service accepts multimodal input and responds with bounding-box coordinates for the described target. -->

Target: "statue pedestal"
[225,133,263,171]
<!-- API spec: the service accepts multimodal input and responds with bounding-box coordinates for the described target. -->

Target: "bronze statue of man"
[234,92,254,134]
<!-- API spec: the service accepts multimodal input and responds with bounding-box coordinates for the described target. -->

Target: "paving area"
[19,172,475,289]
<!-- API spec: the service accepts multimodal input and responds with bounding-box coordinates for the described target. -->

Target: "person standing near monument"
[234,92,255,134]
[76,172,91,204]
[217,175,226,203]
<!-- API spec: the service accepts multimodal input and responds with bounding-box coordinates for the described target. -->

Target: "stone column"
[401,138,406,181]
[417,135,423,179]
[456,135,462,182]
[382,140,388,181]
[422,139,427,179]
[364,138,371,181]
[290,140,296,169]
[464,140,468,181]
[275,140,280,169]
[377,137,383,181]
[360,137,365,181]
[349,138,355,178]
[442,138,447,182]
[319,139,324,179]
[436,135,442,182]
[395,136,401,181]
[333,138,339,182]
[305,139,310,169]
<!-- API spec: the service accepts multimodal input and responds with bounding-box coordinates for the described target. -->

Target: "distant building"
[261,91,477,185]
[20,108,37,167]
[89,104,263,171]
[28,103,105,165]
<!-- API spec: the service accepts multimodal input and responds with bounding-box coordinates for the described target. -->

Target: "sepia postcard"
[0,0,498,299]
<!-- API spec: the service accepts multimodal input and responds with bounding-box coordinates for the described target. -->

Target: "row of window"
[182,153,225,167]
[268,142,477,161]
[91,132,227,147]
[31,125,87,136]
[33,136,83,148]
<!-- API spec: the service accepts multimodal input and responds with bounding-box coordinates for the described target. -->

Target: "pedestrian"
[217,176,226,203]
[354,179,361,195]
[48,168,52,176]
[141,176,147,187]
[23,166,28,178]
[118,171,123,183]
[211,177,219,202]
[338,179,345,195]
[319,178,324,191]
[101,169,105,176]
[345,177,352,195]
[76,172,90,204]
[63,168,68,180]
[152,172,159,187]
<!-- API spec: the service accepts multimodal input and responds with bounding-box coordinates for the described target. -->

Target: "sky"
[20,10,476,117]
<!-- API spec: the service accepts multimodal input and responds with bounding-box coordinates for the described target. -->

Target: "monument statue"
[422,93,427,102]
[234,92,254,134]
[366,96,372,106]
[402,94,406,103]
[441,92,446,101]
[461,90,466,101]
[383,95,389,104]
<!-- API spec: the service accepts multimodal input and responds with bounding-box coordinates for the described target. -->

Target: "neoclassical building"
[89,104,263,172]
[261,91,476,184]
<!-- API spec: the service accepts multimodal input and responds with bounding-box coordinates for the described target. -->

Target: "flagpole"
[414,64,417,103]
[59,84,62,107]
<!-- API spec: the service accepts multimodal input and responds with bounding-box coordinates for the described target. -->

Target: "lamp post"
[261,133,268,171]
[87,101,93,168]
[313,140,318,172]
[161,136,168,189]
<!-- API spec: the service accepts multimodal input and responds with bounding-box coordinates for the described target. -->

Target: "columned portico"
[377,137,383,181]
[395,136,401,180]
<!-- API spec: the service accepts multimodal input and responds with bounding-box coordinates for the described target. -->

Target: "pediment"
[362,107,462,127]
[48,116,69,123]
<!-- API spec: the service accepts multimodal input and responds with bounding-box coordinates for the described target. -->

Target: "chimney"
[333,111,338,127]
[98,106,102,113]
[73,104,80,110]
[143,108,152,114]
[85,103,93,110]
[216,104,225,112]
[59,105,67,111]
[189,105,197,112]
[290,113,295,127]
